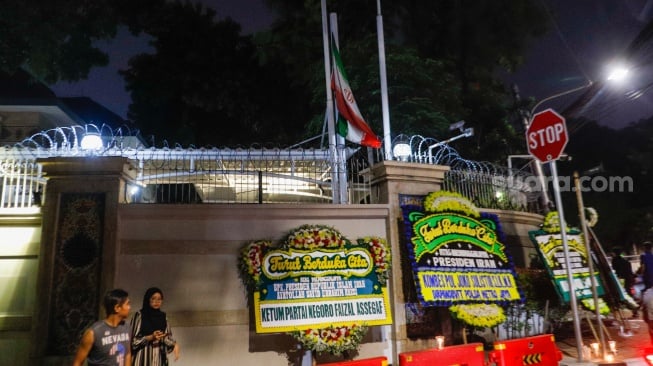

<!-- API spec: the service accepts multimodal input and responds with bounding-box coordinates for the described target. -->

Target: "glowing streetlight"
[605,62,630,84]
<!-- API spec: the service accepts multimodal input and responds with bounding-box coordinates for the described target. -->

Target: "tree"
[260,0,548,161]
[121,1,306,146]
[0,0,166,83]
[561,118,653,248]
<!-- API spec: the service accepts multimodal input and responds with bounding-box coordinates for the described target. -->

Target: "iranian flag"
[331,38,382,148]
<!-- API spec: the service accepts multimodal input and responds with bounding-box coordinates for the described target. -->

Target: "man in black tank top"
[73,289,132,366]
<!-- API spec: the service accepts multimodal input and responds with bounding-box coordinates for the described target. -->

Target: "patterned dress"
[130,310,176,366]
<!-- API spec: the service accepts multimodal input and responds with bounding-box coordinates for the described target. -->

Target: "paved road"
[556,315,651,366]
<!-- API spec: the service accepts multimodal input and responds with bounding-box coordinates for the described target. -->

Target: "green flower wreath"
[238,225,391,355]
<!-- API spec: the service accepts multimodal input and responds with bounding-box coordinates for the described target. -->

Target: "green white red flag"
[330,38,381,148]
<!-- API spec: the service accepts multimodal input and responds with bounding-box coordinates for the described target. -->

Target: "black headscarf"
[139,287,167,335]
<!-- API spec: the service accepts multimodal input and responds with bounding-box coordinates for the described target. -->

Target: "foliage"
[121,1,306,146]
[0,0,168,83]
[261,0,549,159]
[561,118,653,248]
[503,269,560,338]
[0,0,120,82]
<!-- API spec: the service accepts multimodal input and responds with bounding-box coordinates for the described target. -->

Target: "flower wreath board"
[238,225,392,355]
[528,211,634,315]
[400,191,522,329]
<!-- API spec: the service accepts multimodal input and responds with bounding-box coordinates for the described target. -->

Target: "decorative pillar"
[365,161,450,360]
[31,156,137,364]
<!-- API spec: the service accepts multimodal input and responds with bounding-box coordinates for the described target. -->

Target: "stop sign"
[526,108,568,162]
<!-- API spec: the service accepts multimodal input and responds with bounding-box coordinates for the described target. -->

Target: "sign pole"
[574,171,606,359]
[550,161,584,361]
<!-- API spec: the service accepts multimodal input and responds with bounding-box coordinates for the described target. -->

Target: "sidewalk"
[555,314,651,366]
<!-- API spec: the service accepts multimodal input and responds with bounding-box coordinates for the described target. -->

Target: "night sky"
[505,0,653,128]
[51,0,653,130]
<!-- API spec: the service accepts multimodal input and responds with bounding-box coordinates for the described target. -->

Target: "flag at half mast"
[331,38,382,148]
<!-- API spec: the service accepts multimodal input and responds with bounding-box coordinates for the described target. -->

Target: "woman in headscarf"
[130,287,180,365]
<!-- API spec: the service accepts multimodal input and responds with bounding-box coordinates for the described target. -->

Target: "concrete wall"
[0,158,543,365]
[116,204,394,365]
[0,211,41,366]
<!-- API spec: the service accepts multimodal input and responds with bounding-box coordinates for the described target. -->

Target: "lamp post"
[519,81,592,363]
[522,68,628,361]
[513,81,593,212]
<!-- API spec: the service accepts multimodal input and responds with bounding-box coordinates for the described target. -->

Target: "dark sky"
[504,0,653,128]
[51,0,653,129]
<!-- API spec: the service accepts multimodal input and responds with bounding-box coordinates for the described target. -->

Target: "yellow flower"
[449,304,506,328]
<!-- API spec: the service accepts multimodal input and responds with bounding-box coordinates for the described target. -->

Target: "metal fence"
[0,127,543,212]
[443,170,543,213]
[388,134,544,213]
[0,159,45,209]
[129,147,373,204]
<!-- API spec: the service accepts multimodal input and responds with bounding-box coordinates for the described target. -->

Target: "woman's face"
[149,292,163,310]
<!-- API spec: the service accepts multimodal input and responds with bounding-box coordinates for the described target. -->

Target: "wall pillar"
[365,161,450,361]
[365,161,543,363]
[31,156,137,365]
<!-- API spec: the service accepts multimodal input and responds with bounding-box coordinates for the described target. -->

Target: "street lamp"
[523,71,630,362]
[427,121,473,163]
[605,61,631,84]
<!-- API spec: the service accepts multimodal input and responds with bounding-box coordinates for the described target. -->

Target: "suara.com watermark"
[519,175,634,193]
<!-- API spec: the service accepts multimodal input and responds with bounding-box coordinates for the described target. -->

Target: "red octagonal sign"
[526,108,568,163]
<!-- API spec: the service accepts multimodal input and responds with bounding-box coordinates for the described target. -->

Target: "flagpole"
[376,0,392,160]
[320,0,340,203]
[329,13,349,204]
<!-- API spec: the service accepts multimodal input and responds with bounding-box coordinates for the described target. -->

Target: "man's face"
[115,298,131,318]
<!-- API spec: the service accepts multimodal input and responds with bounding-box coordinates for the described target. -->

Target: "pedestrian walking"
[639,242,653,291]
[72,289,132,366]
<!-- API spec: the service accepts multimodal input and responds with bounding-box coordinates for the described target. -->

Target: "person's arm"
[125,343,132,366]
[163,319,180,361]
[72,328,94,366]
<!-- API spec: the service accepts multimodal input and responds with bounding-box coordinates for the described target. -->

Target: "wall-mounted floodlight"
[393,142,411,161]
[80,133,103,150]
[392,134,412,161]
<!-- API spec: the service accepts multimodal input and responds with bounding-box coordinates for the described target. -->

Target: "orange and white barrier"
[399,342,486,366]
[319,356,388,366]
[488,334,562,366]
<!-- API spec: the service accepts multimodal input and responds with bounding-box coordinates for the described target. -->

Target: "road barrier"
[319,356,388,366]
[488,334,562,366]
[399,342,486,366]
